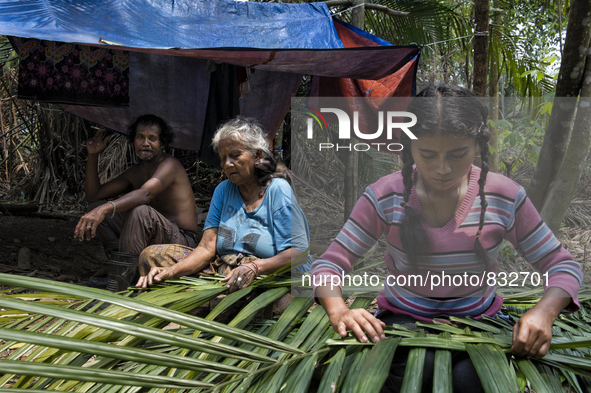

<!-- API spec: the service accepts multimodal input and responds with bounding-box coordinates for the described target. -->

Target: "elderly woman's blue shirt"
[204,178,311,270]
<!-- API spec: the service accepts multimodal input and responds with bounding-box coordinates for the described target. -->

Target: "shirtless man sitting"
[74,114,199,258]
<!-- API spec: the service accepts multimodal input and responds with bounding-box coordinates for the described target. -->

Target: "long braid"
[474,123,491,266]
[401,137,414,206]
[400,84,491,267]
[399,134,430,265]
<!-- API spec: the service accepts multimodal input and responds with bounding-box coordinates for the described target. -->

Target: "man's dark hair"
[127,114,175,148]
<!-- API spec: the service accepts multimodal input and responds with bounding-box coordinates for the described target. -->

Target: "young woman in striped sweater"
[311,85,583,392]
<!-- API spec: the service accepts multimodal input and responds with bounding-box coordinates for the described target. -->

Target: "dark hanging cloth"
[12,37,129,106]
[61,53,211,152]
[199,62,240,166]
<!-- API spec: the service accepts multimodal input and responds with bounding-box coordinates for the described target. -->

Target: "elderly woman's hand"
[135,266,176,290]
[221,263,258,293]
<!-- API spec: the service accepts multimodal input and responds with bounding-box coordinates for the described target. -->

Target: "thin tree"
[541,38,591,233]
[472,0,490,96]
[527,0,591,211]
[487,2,502,173]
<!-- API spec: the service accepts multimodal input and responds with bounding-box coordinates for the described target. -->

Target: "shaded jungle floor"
[0,214,106,286]
[1,211,589,291]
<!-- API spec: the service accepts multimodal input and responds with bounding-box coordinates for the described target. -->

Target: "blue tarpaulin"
[0,0,420,156]
[0,0,343,50]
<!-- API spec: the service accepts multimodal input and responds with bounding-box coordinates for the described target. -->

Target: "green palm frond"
[400,330,427,392]
[362,0,470,47]
[433,332,453,393]
[0,272,590,392]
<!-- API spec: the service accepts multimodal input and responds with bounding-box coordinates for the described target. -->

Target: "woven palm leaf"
[0,272,590,393]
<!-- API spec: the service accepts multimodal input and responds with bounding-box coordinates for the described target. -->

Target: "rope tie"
[331,3,365,17]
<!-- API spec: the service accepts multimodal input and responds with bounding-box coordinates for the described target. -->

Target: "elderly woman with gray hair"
[135,116,311,291]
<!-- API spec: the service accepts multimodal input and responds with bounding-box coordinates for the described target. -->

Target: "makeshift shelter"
[0,0,420,164]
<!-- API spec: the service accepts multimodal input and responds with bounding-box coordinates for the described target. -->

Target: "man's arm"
[85,153,131,202]
[84,129,131,202]
[75,157,179,241]
[110,157,179,210]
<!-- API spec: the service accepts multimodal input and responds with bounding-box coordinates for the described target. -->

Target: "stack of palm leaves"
[0,272,590,393]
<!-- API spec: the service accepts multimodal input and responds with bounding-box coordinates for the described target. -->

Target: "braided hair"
[399,85,491,267]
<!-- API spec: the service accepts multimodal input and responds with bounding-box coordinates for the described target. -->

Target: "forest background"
[1,0,590,280]
[1,1,591,392]
[1,0,590,231]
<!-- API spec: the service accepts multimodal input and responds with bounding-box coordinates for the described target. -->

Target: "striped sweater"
[311,165,583,321]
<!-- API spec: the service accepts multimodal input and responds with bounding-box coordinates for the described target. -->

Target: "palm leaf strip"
[0,359,213,389]
[400,330,427,393]
[433,332,452,393]
[0,297,276,364]
[0,328,246,374]
[0,273,301,354]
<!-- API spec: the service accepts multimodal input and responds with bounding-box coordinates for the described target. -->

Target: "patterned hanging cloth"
[14,37,129,106]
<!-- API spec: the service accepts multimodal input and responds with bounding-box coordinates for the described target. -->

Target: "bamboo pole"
[0,134,31,166]
[343,0,364,223]
[16,148,29,175]
[1,105,7,182]
[8,101,17,188]
[74,117,79,182]
[39,167,50,205]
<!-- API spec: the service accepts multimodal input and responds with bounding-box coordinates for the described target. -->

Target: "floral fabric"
[15,37,129,106]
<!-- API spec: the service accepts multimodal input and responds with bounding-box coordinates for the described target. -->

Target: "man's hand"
[86,128,112,155]
[74,205,107,241]
[327,306,386,344]
[221,264,257,293]
[136,266,176,290]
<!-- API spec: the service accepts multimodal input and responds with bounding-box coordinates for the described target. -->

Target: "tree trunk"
[351,0,364,30]
[541,42,591,234]
[527,0,591,211]
[1,110,6,181]
[465,51,471,90]
[74,117,79,183]
[281,112,291,169]
[472,0,489,96]
[487,2,501,173]
[344,0,364,222]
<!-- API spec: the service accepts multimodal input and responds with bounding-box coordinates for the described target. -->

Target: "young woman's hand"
[317,287,386,343]
[327,305,386,343]
[511,306,554,358]
[512,287,571,358]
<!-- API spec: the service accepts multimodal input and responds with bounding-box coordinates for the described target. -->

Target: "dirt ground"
[0,213,107,286]
[0,210,589,290]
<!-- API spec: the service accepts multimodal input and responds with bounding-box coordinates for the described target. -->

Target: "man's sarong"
[90,201,200,255]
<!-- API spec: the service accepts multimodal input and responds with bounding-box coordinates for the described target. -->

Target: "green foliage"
[499,239,520,263]
[492,97,549,177]
[193,160,224,183]
[0,273,590,392]
[334,0,566,98]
